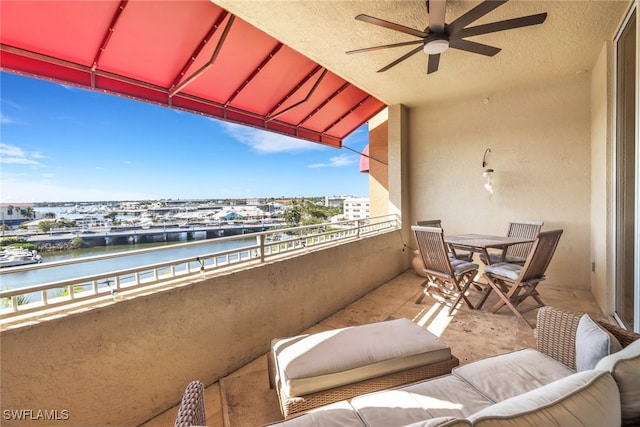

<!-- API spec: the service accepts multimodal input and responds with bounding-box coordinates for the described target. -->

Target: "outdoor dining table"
[443,234,537,310]
[444,234,535,265]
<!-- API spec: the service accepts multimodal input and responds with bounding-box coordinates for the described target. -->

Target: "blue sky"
[0,72,370,203]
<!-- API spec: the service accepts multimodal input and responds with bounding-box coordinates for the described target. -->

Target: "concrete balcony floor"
[141,269,604,427]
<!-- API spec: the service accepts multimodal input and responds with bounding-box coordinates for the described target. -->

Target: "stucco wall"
[407,76,592,288]
[0,232,406,426]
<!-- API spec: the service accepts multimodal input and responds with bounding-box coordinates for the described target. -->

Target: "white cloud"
[308,154,357,168]
[0,113,13,124]
[221,122,323,153]
[0,143,45,167]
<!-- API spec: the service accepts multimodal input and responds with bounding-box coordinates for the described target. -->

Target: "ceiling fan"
[346,0,547,74]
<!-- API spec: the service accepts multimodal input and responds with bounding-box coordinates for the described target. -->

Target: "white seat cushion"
[261,401,364,427]
[351,375,492,427]
[595,339,640,425]
[468,370,620,427]
[404,419,471,427]
[451,348,574,403]
[273,318,452,397]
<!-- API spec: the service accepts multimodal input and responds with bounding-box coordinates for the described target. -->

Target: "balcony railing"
[0,215,398,322]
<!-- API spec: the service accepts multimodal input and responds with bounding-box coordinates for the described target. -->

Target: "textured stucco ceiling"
[213,1,631,107]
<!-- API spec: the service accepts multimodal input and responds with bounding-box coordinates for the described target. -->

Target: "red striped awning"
[0,0,386,148]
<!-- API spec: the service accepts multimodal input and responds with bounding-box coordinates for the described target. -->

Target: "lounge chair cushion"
[260,401,364,427]
[595,339,640,425]
[482,262,522,280]
[273,318,452,397]
[451,348,574,403]
[404,417,472,427]
[468,370,620,426]
[575,314,622,372]
[351,375,492,426]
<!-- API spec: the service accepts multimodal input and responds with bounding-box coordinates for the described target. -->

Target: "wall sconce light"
[482,148,491,168]
[483,168,494,194]
[482,148,494,194]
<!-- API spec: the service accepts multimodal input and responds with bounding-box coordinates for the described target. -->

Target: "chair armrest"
[175,380,206,427]
[536,306,581,370]
[536,306,640,371]
[598,321,640,348]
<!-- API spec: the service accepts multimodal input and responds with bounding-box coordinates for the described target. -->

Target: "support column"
[387,105,412,252]
[368,105,412,269]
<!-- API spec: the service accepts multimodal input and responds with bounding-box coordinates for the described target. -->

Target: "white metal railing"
[0,215,399,321]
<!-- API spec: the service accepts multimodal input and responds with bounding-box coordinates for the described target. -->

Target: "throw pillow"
[575,314,622,372]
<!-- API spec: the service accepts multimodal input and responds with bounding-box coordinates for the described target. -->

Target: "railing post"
[259,234,265,262]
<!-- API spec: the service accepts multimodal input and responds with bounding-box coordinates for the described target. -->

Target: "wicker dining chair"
[481,229,563,328]
[480,220,544,265]
[174,380,206,427]
[412,225,479,314]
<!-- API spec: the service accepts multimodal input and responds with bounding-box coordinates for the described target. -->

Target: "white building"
[324,196,346,208]
[0,203,42,228]
[342,197,370,220]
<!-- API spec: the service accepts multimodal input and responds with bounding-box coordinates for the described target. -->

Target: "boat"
[0,248,43,268]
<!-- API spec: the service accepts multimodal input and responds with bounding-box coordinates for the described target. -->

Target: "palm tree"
[23,207,36,219]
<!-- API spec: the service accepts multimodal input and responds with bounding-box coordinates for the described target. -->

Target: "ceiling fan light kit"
[423,37,449,55]
[347,0,547,75]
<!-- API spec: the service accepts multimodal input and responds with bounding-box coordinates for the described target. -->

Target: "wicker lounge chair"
[174,380,206,427]
[268,319,459,418]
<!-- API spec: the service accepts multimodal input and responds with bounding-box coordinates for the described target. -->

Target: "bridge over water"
[26,223,285,247]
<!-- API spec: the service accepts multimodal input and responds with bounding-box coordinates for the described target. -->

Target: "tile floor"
[142,269,605,427]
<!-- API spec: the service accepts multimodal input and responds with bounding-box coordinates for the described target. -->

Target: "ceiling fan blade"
[356,14,427,39]
[427,54,441,74]
[455,13,547,38]
[447,0,508,34]
[426,0,447,33]
[449,39,501,56]
[346,40,424,55]
[378,45,424,72]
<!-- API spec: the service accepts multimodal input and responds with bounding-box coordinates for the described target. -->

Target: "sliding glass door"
[614,7,637,331]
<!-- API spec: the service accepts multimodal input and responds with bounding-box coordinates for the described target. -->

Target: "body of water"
[0,237,255,290]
